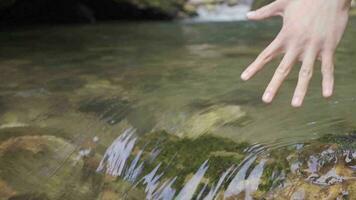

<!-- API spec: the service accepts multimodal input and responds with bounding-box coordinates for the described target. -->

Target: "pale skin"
[241,0,352,107]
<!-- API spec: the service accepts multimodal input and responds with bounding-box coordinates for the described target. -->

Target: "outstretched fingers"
[291,48,318,107]
[241,38,283,80]
[263,49,299,103]
[247,1,284,20]
[321,51,335,98]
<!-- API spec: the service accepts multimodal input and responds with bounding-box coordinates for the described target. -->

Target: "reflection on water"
[0,19,356,199]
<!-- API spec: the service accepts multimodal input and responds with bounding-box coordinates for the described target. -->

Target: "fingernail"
[247,11,256,18]
[262,92,272,103]
[241,72,249,80]
[292,97,301,107]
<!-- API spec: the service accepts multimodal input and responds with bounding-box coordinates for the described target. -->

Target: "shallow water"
[0,19,355,199]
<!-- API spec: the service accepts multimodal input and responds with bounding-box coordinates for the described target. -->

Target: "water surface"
[0,19,356,199]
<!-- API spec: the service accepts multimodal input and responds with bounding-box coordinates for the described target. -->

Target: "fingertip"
[322,82,334,98]
[291,97,302,108]
[246,11,257,19]
[322,90,333,98]
[291,101,302,108]
[240,72,249,81]
[262,92,273,104]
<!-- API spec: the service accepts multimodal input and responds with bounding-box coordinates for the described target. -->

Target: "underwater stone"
[156,104,247,139]
[0,135,102,200]
[182,105,247,138]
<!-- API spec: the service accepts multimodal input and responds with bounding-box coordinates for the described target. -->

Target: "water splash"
[95,128,269,199]
[224,155,256,198]
[95,128,356,199]
[96,128,137,176]
[188,0,254,22]
[153,178,177,200]
[141,164,164,200]
[203,166,234,200]
[124,149,144,183]
[244,159,267,200]
[176,160,209,200]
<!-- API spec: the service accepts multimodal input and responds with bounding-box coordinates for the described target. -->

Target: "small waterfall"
[188,0,254,22]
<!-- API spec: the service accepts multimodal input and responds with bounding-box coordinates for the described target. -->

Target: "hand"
[241,0,351,107]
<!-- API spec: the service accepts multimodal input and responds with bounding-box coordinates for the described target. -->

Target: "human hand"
[241,0,351,107]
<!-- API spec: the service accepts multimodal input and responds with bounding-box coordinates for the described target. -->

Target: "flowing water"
[188,0,254,22]
[0,18,356,199]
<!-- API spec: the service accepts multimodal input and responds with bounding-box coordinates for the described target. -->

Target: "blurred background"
[0,0,354,26]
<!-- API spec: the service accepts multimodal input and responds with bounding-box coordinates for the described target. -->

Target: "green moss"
[318,131,356,149]
[136,131,248,188]
[258,148,291,192]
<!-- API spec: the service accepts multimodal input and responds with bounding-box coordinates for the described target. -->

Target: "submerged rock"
[156,104,247,138]
[0,135,103,200]
[184,105,247,138]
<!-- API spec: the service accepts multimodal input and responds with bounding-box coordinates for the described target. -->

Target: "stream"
[0,18,356,199]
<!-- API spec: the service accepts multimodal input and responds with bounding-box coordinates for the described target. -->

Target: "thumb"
[247,2,283,21]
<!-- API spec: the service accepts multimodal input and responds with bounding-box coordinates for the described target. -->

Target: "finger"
[263,49,299,103]
[291,48,318,107]
[247,1,283,21]
[241,38,282,80]
[321,51,334,98]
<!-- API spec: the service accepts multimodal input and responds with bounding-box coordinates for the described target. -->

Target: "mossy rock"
[135,131,248,188]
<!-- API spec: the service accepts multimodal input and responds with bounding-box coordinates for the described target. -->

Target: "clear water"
[0,19,356,199]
